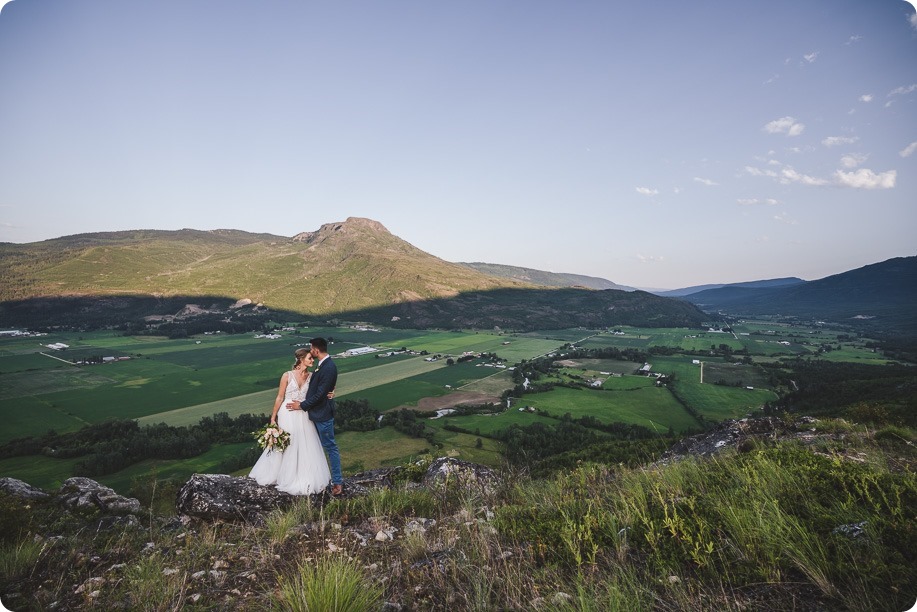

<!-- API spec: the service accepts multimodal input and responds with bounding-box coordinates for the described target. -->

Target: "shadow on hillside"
[0,287,708,332]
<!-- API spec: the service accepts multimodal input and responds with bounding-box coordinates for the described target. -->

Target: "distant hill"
[457,262,635,291]
[656,277,805,297]
[0,218,705,330]
[682,256,917,334]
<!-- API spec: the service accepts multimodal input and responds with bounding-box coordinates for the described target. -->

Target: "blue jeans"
[314,418,342,485]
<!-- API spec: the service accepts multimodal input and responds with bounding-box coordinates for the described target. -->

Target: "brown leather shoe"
[331,484,343,496]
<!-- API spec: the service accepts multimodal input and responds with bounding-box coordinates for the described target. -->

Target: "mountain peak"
[292,217,390,243]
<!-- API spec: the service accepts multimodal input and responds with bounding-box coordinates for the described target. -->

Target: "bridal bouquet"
[253,423,291,453]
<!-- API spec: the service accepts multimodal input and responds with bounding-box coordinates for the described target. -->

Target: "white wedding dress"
[249,371,332,495]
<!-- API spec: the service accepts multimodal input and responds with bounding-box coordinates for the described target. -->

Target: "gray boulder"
[58,477,141,515]
[176,458,501,522]
[422,457,500,496]
[176,474,297,523]
[0,476,50,501]
[659,416,819,463]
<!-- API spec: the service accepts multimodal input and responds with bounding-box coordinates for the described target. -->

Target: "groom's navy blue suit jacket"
[299,356,337,423]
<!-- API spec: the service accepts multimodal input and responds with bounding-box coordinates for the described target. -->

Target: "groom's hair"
[310,337,328,352]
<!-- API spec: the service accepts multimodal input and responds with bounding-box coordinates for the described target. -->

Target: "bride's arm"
[270,372,289,424]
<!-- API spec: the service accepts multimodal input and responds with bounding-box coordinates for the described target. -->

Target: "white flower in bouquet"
[252,423,291,453]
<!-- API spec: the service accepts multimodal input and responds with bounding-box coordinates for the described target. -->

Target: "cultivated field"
[0,321,885,493]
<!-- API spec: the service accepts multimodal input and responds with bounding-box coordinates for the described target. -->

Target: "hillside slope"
[457,262,634,291]
[0,218,707,329]
[683,256,917,333]
[657,277,805,298]
[0,219,531,315]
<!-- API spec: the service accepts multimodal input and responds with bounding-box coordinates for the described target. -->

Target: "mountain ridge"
[656,277,805,298]
[682,256,917,334]
[0,218,706,330]
[457,261,635,291]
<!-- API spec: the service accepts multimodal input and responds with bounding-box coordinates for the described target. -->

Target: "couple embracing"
[249,337,343,496]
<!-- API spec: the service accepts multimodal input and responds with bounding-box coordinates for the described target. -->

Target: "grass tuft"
[278,554,382,612]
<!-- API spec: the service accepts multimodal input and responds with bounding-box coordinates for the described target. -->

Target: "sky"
[0,1,915,290]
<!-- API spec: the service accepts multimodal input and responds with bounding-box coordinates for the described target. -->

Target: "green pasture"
[677,332,745,352]
[428,428,504,467]
[810,347,896,364]
[335,356,443,396]
[513,329,603,343]
[138,356,445,427]
[150,340,294,369]
[364,329,562,362]
[521,386,699,433]
[487,337,564,363]
[335,427,434,474]
[701,362,773,388]
[137,390,273,426]
[342,358,505,411]
[0,396,90,445]
[353,379,452,412]
[0,352,76,374]
[555,358,643,376]
[459,369,515,395]
[98,442,253,493]
[411,360,503,387]
[428,408,558,437]
[671,381,777,421]
[0,454,83,491]
[601,375,658,390]
[642,355,703,382]
[575,333,652,350]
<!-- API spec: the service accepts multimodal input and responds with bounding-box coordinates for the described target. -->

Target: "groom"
[287,337,343,495]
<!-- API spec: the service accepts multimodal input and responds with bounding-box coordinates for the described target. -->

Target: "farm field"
[427,407,559,437]
[522,386,699,433]
[0,321,894,494]
[0,327,537,441]
[645,355,778,420]
[0,454,83,491]
[98,442,253,493]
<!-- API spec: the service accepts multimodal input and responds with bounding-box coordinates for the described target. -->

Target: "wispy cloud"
[803,51,819,63]
[745,166,778,178]
[781,167,828,186]
[900,141,917,157]
[834,168,897,189]
[888,83,917,97]
[773,212,798,225]
[840,153,868,168]
[763,116,805,137]
[859,94,873,103]
[635,187,658,196]
[822,135,859,147]
[845,35,863,45]
[693,177,718,187]
[636,254,665,264]
[737,198,779,206]
[884,83,917,108]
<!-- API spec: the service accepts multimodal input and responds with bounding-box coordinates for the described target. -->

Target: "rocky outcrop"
[174,459,502,523]
[0,476,51,501]
[175,474,297,524]
[659,416,818,463]
[422,457,501,496]
[58,477,142,515]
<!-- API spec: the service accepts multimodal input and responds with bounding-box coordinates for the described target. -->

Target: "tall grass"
[0,537,44,581]
[495,442,917,610]
[277,555,382,612]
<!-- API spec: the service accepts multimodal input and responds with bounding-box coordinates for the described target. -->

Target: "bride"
[249,348,332,494]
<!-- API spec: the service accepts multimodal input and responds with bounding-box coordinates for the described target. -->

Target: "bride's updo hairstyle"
[293,348,311,369]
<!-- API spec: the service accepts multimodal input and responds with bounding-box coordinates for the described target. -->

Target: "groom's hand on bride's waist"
[285,402,302,411]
